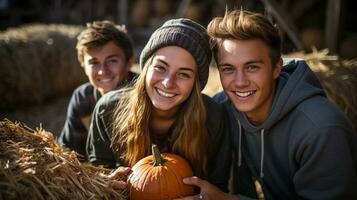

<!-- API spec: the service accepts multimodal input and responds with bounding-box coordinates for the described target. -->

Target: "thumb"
[183,176,205,188]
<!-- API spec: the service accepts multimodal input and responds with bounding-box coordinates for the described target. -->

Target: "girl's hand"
[107,166,132,190]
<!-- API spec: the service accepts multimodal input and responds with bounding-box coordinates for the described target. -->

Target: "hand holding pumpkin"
[174,176,240,200]
[107,166,132,190]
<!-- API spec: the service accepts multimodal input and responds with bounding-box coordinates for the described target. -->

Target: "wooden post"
[117,0,128,25]
[260,0,303,51]
[325,0,342,54]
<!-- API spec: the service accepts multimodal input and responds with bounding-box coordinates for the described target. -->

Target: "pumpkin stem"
[152,144,166,166]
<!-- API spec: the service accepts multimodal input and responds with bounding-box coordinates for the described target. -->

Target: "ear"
[273,58,282,79]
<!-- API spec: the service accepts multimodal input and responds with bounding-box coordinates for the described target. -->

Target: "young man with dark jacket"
[178,10,357,200]
[58,21,137,158]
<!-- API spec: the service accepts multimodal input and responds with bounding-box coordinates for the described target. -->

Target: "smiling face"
[83,41,132,94]
[217,39,281,124]
[145,46,196,116]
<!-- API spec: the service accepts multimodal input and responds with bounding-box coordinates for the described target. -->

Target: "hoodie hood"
[235,59,326,132]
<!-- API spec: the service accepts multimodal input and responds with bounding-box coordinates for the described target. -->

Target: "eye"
[177,72,191,79]
[246,65,259,72]
[220,66,235,74]
[88,61,100,68]
[153,65,166,73]
[107,58,118,64]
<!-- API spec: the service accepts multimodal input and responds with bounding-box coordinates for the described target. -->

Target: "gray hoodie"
[214,59,357,199]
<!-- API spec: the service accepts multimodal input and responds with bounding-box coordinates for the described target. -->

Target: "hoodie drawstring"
[233,106,265,178]
[237,120,242,167]
[260,129,265,178]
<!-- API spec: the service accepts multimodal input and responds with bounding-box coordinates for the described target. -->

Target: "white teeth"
[99,78,113,83]
[156,88,175,98]
[235,91,254,97]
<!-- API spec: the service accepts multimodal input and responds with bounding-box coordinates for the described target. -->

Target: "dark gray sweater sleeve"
[86,91,120,169]
[58,84,93,157]
[203,95,232,192]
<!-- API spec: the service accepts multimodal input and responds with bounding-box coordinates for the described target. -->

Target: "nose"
[235,71,249,87]
[162,74,175,88]
[98,64,110,75]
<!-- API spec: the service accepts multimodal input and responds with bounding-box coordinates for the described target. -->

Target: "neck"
[150,107,179,135]
[152,106,179,120]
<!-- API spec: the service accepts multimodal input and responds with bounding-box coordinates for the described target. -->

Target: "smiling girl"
[86,18,231,191]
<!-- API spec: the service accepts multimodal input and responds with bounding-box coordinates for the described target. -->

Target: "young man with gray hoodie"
[177,10,357,200]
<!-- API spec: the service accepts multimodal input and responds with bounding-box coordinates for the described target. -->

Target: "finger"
[108,167,131,180]
[110,180,127,190]
[182,176,206,188]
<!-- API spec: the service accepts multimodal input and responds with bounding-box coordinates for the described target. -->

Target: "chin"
[232,102,251,112]
[152,102,176,112]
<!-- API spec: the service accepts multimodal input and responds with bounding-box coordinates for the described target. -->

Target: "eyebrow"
[245,60,264,65]
[106,54,120,59]
[217,59,264,67]
[155,58,195,72]
[217,62,234,68]
[88,54,119,62]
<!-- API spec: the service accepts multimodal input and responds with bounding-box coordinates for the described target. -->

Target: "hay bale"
[0,24,87,111]
[0,120,127,200]
[285,49,357,132]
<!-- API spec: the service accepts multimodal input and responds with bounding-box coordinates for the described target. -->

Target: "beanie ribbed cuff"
[140,18,211,90]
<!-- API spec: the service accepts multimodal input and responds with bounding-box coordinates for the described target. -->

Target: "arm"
[294,126,357,199]
[203,95,232,192]
[58,91,88,157]
[86,94,118,168]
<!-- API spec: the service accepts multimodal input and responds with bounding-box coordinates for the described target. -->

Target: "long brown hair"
[111,56,208,177]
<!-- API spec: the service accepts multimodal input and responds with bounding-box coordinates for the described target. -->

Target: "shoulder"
[212,91,229,104]
[202,94,225,116]
[202,94,229,133]
[95,87,131,114]
[284,96,354,151]
[67,82,95,112]
[72,82,94,98]
[294,95,352,131]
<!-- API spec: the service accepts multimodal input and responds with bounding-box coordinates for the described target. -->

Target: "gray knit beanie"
[140,18,211,90]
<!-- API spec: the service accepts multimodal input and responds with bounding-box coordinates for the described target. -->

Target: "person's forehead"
[84,42,125,58]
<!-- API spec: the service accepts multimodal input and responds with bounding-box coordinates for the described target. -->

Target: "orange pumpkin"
[127,144,194,200]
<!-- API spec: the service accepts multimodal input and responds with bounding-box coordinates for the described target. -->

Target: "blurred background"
[1,0,356,135]
[1,0,357,56]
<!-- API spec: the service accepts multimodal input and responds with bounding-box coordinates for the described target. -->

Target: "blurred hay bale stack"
[285,49,357,132]
[0,24,87,111]
[0,120,126,199]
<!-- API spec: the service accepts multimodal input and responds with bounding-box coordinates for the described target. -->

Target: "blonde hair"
[207,9,281,66]
[111,57,208,177]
